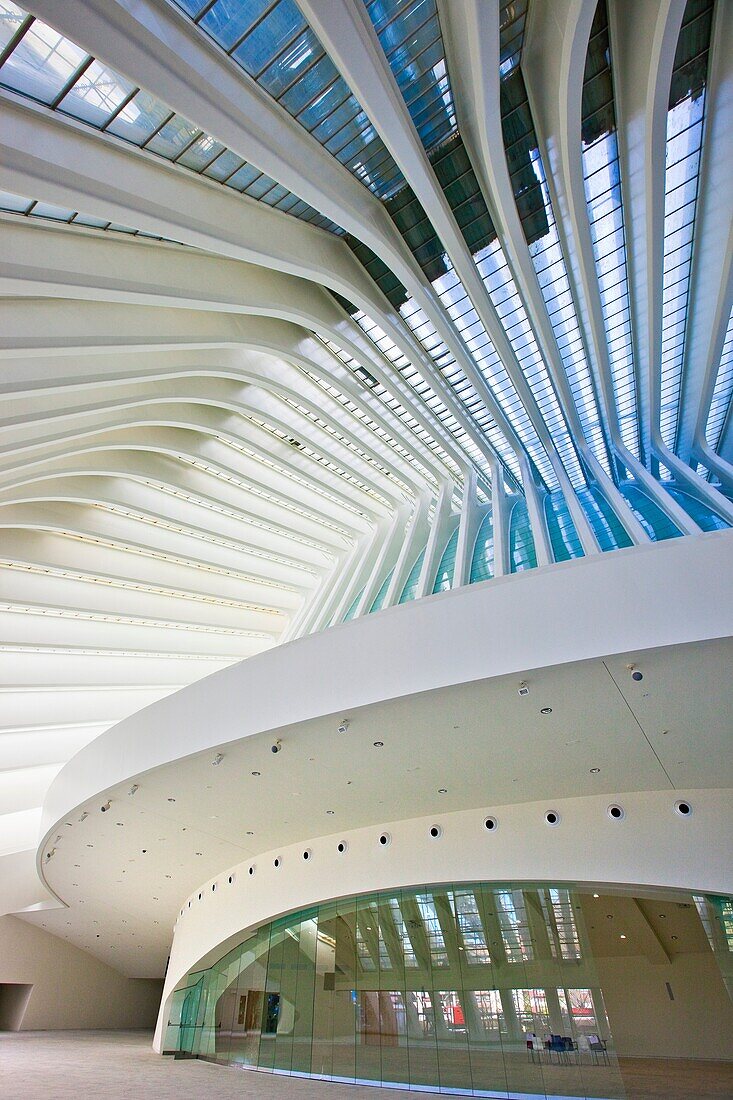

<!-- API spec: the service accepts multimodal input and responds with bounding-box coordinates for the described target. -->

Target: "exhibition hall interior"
[0,0,731,1097]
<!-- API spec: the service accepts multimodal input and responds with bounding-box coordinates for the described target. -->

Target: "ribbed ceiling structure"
[0,0,732,908]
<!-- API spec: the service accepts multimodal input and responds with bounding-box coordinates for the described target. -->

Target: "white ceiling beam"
[682,2,733,460]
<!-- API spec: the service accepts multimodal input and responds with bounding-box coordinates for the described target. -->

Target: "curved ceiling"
[0,0,732,913]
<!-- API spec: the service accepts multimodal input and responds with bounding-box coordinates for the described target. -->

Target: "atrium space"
[0,0,731,1097]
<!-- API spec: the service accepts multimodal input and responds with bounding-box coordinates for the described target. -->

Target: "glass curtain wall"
[164,881,628,1098]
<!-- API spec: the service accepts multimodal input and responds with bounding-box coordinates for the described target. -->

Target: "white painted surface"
[41,530,733,842]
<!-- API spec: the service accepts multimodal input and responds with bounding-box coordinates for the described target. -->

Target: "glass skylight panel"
[660,0,713,450]
[303,367,438,488]
[0,189,33,212]
[399,296,522,482]
[177,0,406,200]
[0,13,87,103]
[0,3,27,53]
[660,91,705,450]
[499,0,529,78]
[106,90,171,144]
[0,6,340,234]
[705,307,733,452]
[0,191,163,237]
[581,2,640,460]
[528,152,611,477]
[29,200,75,221]
[583,132,639,458]
[318,334,463,481]
[364,0,456,154]
[352,309,496,483]
[433,257,560,489]
[57,59,135,127]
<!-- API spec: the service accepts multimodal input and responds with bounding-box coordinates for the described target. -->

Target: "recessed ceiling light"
[246,830,254,835]
[540,707,552,714]
[593,893,599,898]
[620,934,626,939]
[167,797,176,803]
[116,822,124,826]
[438,788,448,794]
[373,741,384,747]
[590,767,601,774]
[251,770,261,776]
[671,935,679,941]
[326,810,335,815]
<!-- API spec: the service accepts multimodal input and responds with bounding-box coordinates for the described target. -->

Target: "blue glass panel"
[258,27,323,98]
[364,0,456,154]
[231,0,306,78]
[0,16,87,103]
[175,0,209,16]
[146,114,200,159]
[470,510,494,583]
[106,91,170,145]
[369,568,395,612]
[618,483,683,542]
[343,586,365,622]
[58,58,135,128]
[177,132,226,171]
[198,0,273,51]
[0,190,33,213]
[544,491,584,562]
[30,200,75,221]
[665,486,729,532]
[398,548,426,603]
[224,162,265,191]
[432,525,459,593]
[0,4,26,54]
[508,498,537,572]
[203,148,246,181]
[576,486,632,552]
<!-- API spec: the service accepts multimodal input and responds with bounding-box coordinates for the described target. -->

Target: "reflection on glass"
[166,881,634,1098]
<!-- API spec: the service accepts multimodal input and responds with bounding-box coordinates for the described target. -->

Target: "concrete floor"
[0,1030,444,1100]
[1,1030,732,1100]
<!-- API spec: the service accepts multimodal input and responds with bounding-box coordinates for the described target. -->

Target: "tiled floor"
[0,1030,732,1100]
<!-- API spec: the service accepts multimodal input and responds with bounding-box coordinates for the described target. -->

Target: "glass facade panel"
[470,509,494,583]
[165,881,639,1097]
[509,497,538,572]
[432,523,459,593]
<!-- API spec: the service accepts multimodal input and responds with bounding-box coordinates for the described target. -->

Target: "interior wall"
[0,983,33,1030]
[596,950,733,1061]
[0,915,162,1031]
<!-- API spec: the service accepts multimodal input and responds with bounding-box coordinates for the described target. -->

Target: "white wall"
[597,951,733,1060]
[40,531,733,843]
[0,915,162,1030]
